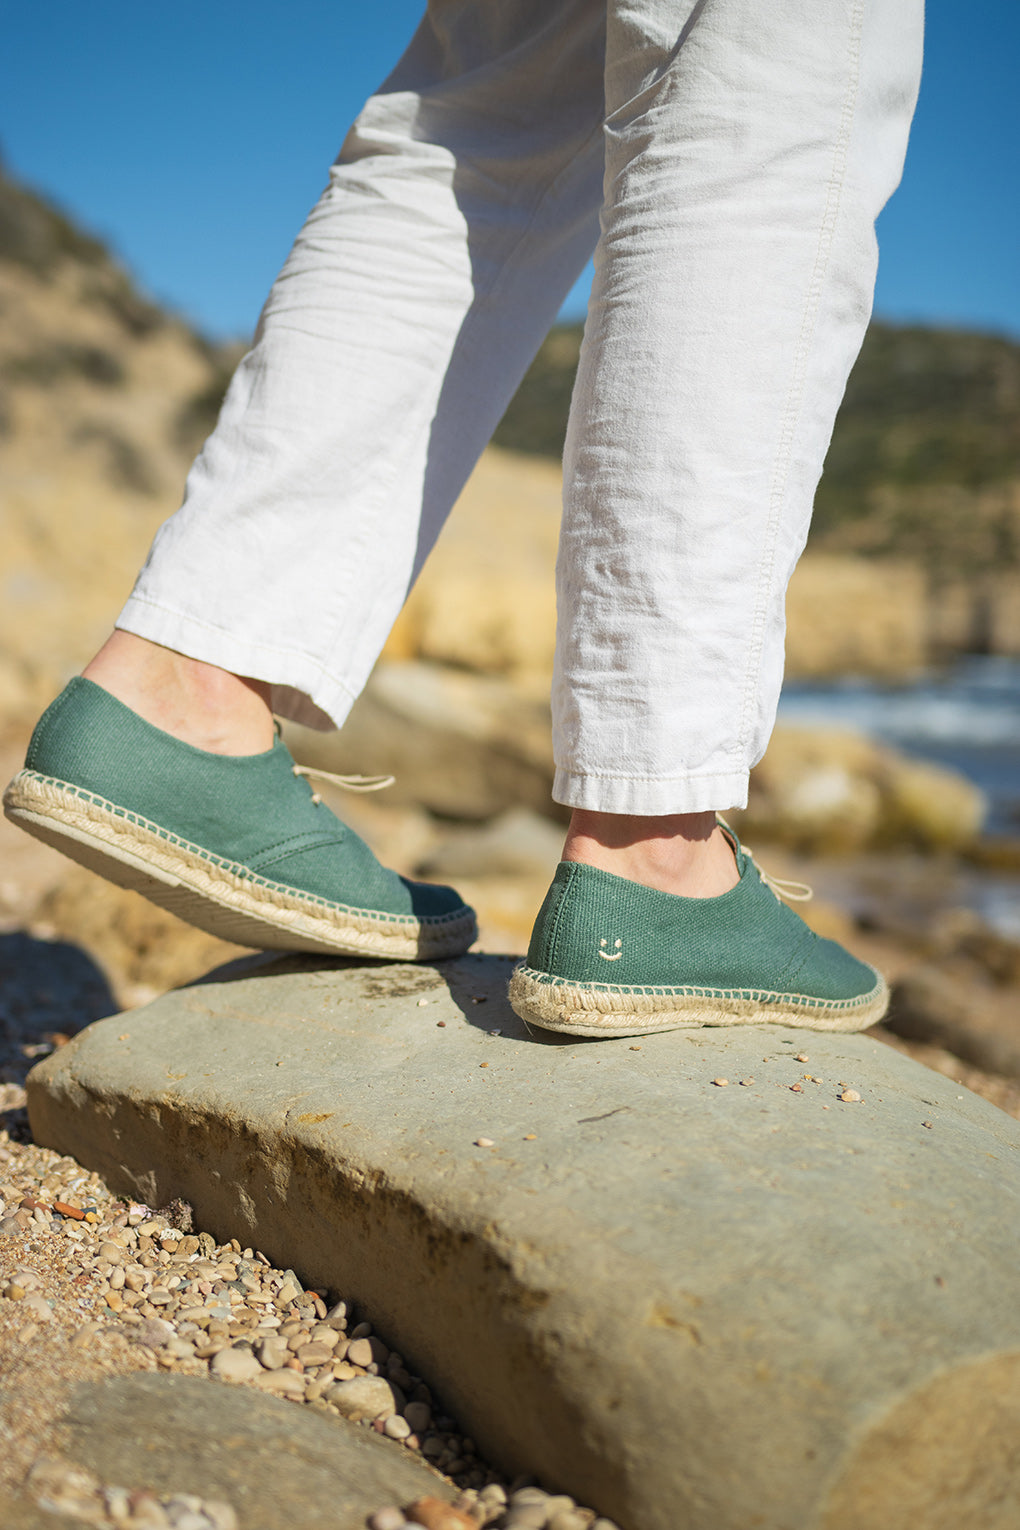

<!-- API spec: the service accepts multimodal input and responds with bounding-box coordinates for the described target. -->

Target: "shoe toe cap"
[401,876,473,922]
[790,934,884,1005]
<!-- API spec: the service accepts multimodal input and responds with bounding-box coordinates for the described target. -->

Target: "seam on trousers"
[736,0,866,759]
[552,761,745,784]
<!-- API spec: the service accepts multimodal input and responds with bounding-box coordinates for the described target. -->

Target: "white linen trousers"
[119,0,924,815]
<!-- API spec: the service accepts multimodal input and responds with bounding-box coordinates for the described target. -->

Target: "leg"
[511,0,924,1034]
[6,0,607,959]
[110,0,607,733]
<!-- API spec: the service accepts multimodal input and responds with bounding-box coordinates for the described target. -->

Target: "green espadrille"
[4,679,476,961]
[509,828,887,1037]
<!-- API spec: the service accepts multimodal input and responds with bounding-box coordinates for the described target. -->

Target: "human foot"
[83,630,275,755]
[4,679,476,961]
[509,823,886,1037]
[562,808,739,899]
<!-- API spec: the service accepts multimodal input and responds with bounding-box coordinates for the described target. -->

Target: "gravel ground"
[0,1119,618,1530]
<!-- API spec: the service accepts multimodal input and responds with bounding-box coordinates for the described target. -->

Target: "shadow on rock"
[184,949,579,1046]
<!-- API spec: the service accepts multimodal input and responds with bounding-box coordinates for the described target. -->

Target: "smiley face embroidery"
[598,937,623,961]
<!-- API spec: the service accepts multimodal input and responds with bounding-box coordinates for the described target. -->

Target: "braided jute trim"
[5,771,474,960]
[508,963,888,1037]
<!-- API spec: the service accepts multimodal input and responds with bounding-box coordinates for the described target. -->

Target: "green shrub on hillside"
[493,320,1020,576]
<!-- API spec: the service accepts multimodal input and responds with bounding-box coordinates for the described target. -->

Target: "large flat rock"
[57,1373,448,1528]
[28,953,1020,1530]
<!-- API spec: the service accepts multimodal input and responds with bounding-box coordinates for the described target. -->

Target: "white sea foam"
[778,657,1020,748]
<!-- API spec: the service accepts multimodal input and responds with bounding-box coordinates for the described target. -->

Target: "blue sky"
[3,1,1017,342]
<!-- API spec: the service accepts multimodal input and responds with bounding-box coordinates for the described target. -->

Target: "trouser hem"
[116,597,349,732]
[552,766,750,816]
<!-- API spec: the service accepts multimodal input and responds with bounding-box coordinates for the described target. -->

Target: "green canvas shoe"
[4,678,476,962]
[509,826,887,1037]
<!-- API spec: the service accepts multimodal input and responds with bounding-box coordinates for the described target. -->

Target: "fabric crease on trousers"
[118,0,924,815]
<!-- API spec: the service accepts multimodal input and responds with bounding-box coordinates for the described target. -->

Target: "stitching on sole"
[5,771,476,959]
[508,963,888,1037]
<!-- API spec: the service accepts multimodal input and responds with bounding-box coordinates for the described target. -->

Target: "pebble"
[404,1497,476,1529]
[255,1333,288,1369]
[503,1509,547,1529]
[21,1293,54,1321]
[211,1347,263,1383]
[403,1400,432,1434]
[474,1138,495,1148]
[711,1078,728,1087]
[252,1368,306,1397]
[369,1510,409,1530]
[326,1375,398,1421]
[840,1089,862,1103]
[539,1496,575,1518]
[135,1317,175,1349]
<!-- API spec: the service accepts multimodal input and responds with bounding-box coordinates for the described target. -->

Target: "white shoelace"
[292,764,394,806]
[746,850,814,904]
[716,815,813,904]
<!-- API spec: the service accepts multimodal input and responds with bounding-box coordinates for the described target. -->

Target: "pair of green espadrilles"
[3,679,887,1038]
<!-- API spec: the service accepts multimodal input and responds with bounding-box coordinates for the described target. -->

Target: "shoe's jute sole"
[4,771,476,962]
[508,963,889,1038]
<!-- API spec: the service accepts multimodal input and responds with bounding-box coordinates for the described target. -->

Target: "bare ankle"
[82,631,275,755]
[563,808,739,899]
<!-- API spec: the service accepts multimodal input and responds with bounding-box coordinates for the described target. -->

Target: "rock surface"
[27,954,1020,1530]
[50,1373,452,1529]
